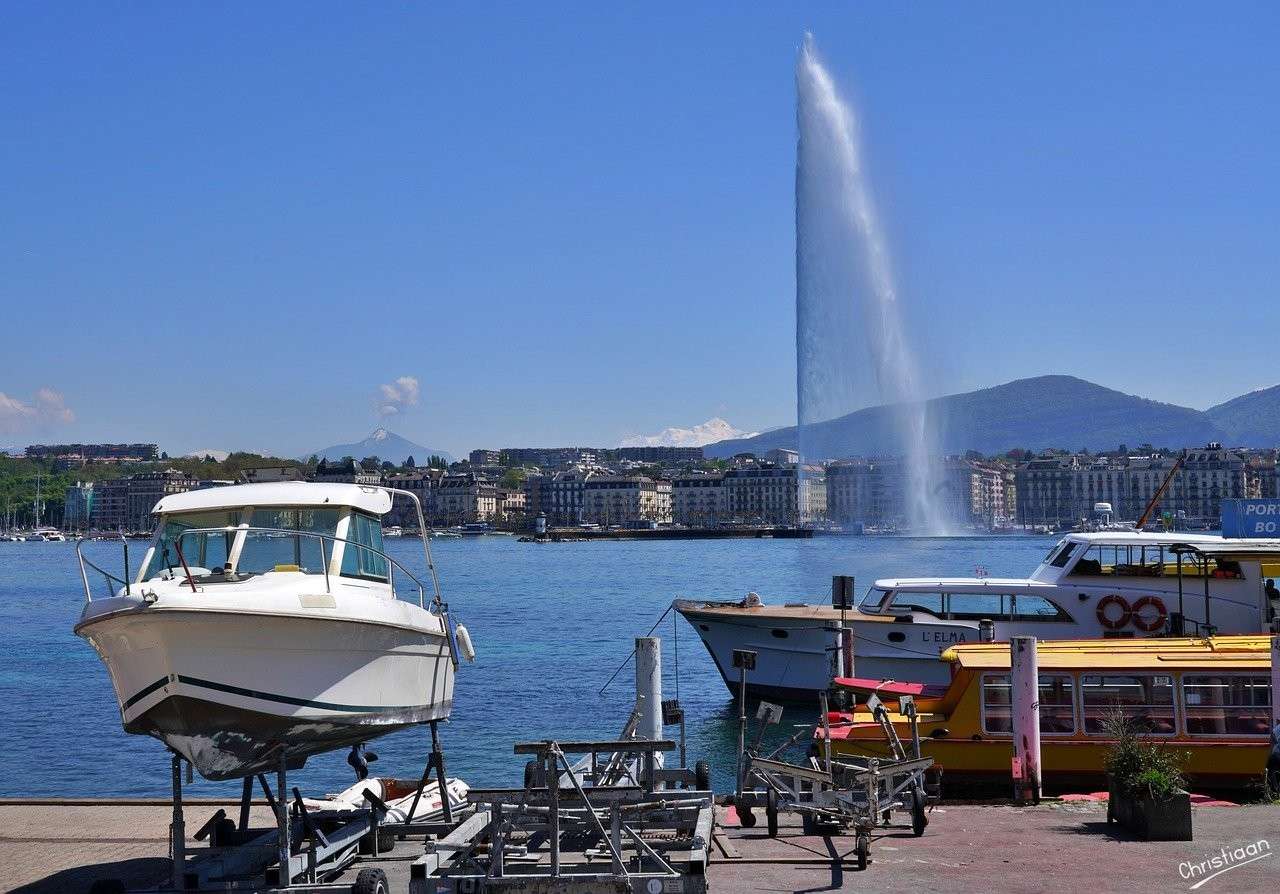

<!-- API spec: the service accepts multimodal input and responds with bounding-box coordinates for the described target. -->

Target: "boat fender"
[455,623,476,662]
[1096,594,1131,630]
[1129,595,1168,632]
[744,592,763,607]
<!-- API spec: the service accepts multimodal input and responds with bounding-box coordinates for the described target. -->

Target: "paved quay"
[2,799,1277,892]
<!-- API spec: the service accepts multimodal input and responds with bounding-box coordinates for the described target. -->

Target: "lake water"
[0,533,1055,798]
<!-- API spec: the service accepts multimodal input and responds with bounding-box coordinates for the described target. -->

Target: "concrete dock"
[3,798,1276,892]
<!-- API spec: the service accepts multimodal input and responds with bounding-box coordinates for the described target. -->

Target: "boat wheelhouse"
[822,635,1278,791]
[676,531,1280,699]
[74,481,461,780]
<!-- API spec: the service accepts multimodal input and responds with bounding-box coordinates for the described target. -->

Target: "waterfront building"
[25,443,159,465]
[581,476,672,526]
[722,465,800,525]
[383,469,444,527]
[62,481,94,531]
[311,458,381,486]
[543,469,594,526]
[434,472,498,524]
[671,473,724,527]
[1015,454,1081,528]
[497,487,526,523]
[90,470,200,532]
[615,446,704,465]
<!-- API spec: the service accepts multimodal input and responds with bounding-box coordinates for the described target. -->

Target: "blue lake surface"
[0,533,1055,798]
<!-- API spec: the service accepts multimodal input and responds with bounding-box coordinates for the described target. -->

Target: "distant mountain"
[1206,385,1280,446]
[307,428,453,465]
[706,376,1235,459]
[619,417,758,449]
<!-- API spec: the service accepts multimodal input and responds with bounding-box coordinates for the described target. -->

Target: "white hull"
[78,603,453,779]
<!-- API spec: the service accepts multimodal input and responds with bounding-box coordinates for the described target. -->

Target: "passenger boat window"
[888,591,943,615]
[1182,675,1272,737]
[1081,674,1176,735]
[145,511,238,580]
[238,509,340,576]
[342,511,389,581]
[945,593,1007,620]
[1010,594,1072,622]
[1069,545,1172,578]
[1046,542,1076,568]
[981,673,1076,735]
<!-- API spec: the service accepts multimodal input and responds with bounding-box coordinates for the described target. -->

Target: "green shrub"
[1102,707,1187,802]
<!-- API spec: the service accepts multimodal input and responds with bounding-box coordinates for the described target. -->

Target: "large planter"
[1107,780,1193,841]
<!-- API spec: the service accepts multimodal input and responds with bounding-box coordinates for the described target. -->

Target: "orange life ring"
[1096,594,1131,630]
[1130,595,1168,632]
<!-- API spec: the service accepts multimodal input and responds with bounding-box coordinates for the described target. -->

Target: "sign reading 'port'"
[1220,499,1280,538]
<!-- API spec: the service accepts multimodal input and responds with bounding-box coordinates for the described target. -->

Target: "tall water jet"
[795,35,948,534]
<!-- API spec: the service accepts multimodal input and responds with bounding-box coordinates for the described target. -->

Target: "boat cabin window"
[1081,674,1176,735]
[342,511,389,581]
[981,673,1076,735]
[886,591,943,615]
[859,587,891,610]
[1182,675,1272,737]
[237,508,341,576]
[145,511,239,579]
[1044,541,1077,568]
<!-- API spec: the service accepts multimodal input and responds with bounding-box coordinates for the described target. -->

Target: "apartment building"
[581,476,672,526]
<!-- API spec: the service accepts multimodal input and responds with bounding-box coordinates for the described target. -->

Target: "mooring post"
[1010,636,1042,805]
[276,750,291,888]
[635,636,663,742]
[170,753,186,891]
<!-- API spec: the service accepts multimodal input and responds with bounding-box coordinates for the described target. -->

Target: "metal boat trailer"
[91,722,460,894]
[409,736,714,893]
[730,649,939,870]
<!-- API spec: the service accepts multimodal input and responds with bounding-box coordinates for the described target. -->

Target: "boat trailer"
[730,649,940,869]
[409,736,714,893]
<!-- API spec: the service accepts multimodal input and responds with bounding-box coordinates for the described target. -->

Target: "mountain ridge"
[706,375,1268,458]
[306,428,453,465]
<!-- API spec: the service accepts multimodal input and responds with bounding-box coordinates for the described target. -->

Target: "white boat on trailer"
[675,531,1280,699]
[74,481,467,781]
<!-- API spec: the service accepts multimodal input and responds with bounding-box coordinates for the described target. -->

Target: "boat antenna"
[1135,449,1187,531]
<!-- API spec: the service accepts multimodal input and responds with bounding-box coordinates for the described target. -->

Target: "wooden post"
[1010,636,1041,805]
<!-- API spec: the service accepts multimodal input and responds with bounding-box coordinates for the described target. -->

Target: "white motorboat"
[31,526,67,541]
[675,531,1280,699]
[75,482,466,780]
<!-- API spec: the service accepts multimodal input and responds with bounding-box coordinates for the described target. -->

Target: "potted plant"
[1104,709,1192,841]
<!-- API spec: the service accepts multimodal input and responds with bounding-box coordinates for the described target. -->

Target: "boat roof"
[1164,540,1280,560]
[1060,531,1228,546]
[872,577,1047,590]
[942,635,1272,671]
[153,482,393,516]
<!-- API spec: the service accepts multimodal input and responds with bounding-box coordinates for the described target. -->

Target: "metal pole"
[170,753,186,891]
[1010,636,1041,805]
[547,750,560,878]
[1271,635,1279,729]
[1204,557,1212,632]
[736,661,747,801]
[277,751,291,888]
[635,637,663,743]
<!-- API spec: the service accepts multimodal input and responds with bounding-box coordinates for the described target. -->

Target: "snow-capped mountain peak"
[619,417,758,449]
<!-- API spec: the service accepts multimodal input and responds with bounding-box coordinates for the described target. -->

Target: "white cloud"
[0,388,75,434]
[375,376,420,417]
[619,417,758,449]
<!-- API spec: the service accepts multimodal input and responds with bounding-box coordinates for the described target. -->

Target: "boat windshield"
[859,587,891,610]
[237,508,342,575]
[144,511,240,579]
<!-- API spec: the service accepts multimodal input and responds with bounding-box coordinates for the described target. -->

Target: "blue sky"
[3,3,1277,458]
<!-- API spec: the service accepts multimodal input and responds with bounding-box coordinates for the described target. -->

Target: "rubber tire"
[855,833,870,871]
[694,760,711,792]
[766,789,779,838]
[911,789,927,837]
[352,867,389,894]
[739,806,757,828]
[89,881,127,894]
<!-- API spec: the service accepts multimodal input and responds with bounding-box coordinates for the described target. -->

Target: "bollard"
[635,637,663,743]
[1010,636,1041,805]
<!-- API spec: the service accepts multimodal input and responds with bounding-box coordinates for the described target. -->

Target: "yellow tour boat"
[821,635,1276,792]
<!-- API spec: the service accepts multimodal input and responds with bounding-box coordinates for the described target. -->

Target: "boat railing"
[173,526,428,608]
[77,526,428,609]
[76,533,132,603]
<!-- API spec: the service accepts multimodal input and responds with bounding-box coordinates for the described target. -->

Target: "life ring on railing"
[1096,594,1131,630]
[1130,595,1168,632]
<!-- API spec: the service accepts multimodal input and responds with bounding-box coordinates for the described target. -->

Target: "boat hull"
[79,607,453,780]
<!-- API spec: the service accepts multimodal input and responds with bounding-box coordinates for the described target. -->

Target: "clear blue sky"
[3,3,1277,458]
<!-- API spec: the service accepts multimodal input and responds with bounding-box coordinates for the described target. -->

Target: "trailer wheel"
[855,833,870,870]
[694,760,711,792]
[765,789,779,838]
[911,788,928,837]
[738,806,757,828]
[352,867,389,894]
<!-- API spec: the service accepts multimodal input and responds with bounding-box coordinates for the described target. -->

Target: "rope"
[598,604,674,695]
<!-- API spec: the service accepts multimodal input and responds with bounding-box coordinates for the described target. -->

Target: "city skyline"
[4,5,1278,457]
